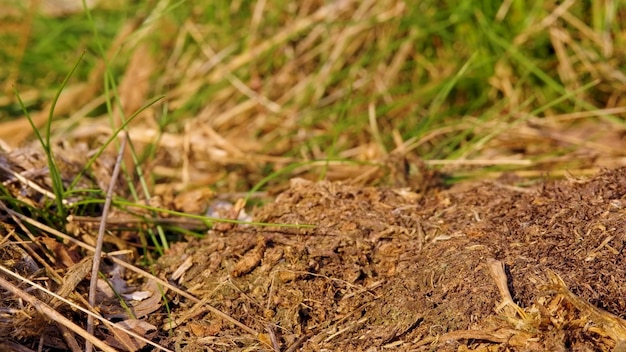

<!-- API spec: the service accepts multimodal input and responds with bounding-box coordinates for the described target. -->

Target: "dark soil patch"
[154,168,626,351]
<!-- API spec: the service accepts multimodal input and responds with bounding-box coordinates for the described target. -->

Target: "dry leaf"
[104,319,157,352]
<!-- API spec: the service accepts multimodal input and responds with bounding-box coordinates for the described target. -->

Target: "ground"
[149,167,626,351]
[2,151,626,352]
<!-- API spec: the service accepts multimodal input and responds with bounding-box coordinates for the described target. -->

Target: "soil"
[151,168,626,351]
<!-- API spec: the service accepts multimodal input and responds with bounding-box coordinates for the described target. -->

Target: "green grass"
[2,0,625,207]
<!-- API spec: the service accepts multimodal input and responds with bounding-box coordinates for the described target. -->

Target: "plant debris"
[150,168,626,351]
[2,0,626,350]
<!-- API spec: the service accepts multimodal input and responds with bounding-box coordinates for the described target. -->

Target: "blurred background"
[1,0,625,193]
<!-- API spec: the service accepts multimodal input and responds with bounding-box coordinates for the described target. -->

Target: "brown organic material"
[152,168,626,351]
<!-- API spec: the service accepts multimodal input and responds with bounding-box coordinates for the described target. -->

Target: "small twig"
[424,159,532,166]
[86,132,127,352]
[266,325,280,352]
[58,324,82,352]
[486,258,527,319]
[68,214,207,227]
[0,163,68,205]
[284,334,310,352]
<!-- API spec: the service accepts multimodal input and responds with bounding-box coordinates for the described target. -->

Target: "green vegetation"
[3,1,624,175]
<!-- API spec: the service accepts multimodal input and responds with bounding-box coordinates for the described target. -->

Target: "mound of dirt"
[154,168,626,351]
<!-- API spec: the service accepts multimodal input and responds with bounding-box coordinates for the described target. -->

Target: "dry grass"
[3,1,626,189]
[1,0,626,350]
